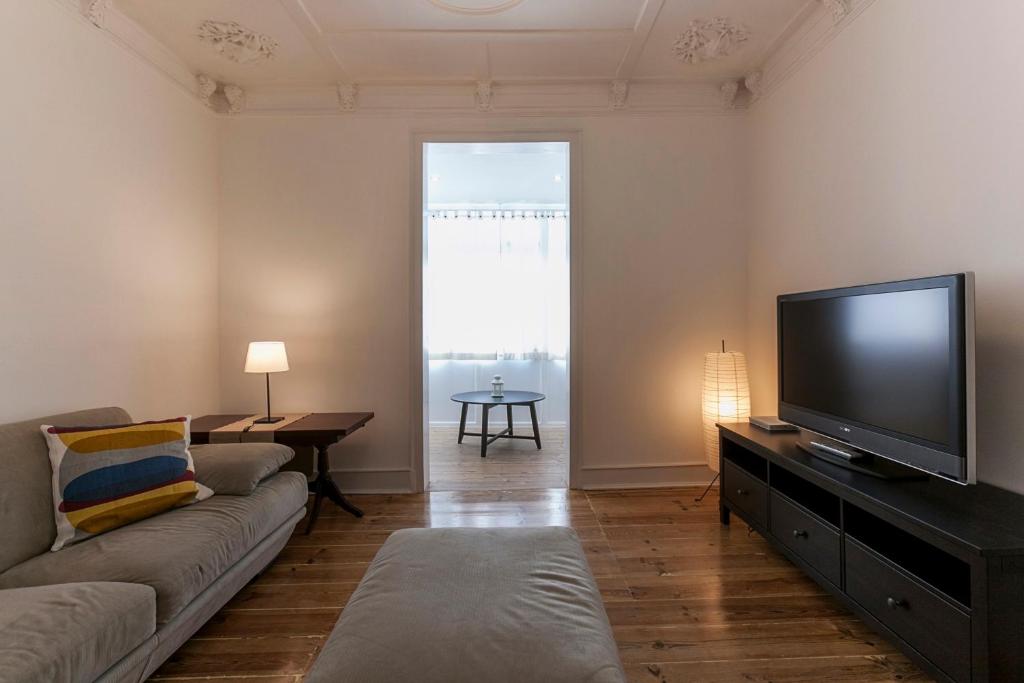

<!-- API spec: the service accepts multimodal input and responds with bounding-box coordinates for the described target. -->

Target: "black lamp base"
[253,416,285,425]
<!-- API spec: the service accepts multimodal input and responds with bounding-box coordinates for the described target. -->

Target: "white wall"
[746,1,1024,492]
[0,1,221,422]
[219,114,747,491]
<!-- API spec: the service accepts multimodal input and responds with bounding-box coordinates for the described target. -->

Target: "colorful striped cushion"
[41,416,212,551]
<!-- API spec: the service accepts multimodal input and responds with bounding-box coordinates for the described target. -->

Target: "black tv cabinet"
[718,423,1024,683]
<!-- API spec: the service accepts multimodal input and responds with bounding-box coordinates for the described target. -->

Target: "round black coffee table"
[450,391,546,458]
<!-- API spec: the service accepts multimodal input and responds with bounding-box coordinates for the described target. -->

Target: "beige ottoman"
[306,527,626,683]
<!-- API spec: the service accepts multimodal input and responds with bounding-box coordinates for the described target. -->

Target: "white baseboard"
[328,468,413,494]
[328,464,715,493]
[578,463,716,490]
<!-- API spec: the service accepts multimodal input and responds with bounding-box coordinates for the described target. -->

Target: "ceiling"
[114,0,813,89]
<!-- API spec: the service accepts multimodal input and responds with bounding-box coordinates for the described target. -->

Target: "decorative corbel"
[197,74,218,109]
[821,0,851,24]
[475,81,494,113]
[337,83,358,112]
[610,80,629,110]
[80,0,110,27]
[720,80,740,109]
[744,71,763,100]
[224,84,246,115]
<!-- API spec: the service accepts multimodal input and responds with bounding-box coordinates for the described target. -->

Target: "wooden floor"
[428,424,568,491]
[151,487,931,682]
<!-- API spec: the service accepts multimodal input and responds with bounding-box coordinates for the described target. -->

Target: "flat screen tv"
[778,273,976,484]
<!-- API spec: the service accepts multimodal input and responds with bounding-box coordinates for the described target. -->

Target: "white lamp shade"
[702,351,751,472]
[244,342,290,374]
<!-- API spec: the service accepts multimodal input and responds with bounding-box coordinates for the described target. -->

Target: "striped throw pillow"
[41,416,212,551]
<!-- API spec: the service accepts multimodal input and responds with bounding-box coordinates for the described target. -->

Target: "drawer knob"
[886,597,907,610]
[792,529,808,539]
[736,488,748,496]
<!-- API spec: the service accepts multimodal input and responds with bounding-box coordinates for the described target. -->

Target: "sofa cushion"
[0,472,307,625]
[43,416,213,551]
[0,581,156,683]
[191,442,295,495]
[0,407,132,573]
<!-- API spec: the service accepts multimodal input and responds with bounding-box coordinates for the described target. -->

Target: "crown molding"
[236,80,742,118]
[751,0,878,106]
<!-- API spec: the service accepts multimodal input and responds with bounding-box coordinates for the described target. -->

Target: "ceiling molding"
[614,0,666,81]
[751,0,878,106]
[276,0,352,82]
[52,0,879,120]
[236,81,740,118]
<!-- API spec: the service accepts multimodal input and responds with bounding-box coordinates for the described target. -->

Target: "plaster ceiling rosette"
[673,17,750,65]
[197,20,278,65]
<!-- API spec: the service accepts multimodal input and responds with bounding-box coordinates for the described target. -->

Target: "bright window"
[425,209,569,360]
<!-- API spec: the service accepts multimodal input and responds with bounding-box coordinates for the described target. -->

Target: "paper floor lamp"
[701,340,751,473]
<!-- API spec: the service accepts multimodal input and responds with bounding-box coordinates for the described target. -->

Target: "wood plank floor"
[428,424,568,491]
[151,487,932,682]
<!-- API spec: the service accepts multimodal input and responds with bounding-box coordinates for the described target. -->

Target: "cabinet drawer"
[845,538,971,683]
[770,492,841,586]
[722,460,767,528]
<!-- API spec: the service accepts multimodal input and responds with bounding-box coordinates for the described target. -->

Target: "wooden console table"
[192,412,374,534]
[718,422,1024,683]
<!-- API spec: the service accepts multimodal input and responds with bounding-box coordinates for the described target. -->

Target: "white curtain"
[426,210,569,360]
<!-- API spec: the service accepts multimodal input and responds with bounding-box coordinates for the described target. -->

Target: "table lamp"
[244,341,289,424]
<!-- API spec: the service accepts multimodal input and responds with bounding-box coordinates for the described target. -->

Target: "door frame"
[409,130,583,492]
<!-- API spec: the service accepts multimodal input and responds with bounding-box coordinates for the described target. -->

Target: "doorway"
[412,136,579,492]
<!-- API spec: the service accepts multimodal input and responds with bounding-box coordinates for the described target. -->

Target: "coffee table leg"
[480,405,491,458]
[530,403,542,450]
[507,404,513,436]
[457,402,469,444]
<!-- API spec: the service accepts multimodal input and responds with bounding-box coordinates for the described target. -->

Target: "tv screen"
[778,274,975,484]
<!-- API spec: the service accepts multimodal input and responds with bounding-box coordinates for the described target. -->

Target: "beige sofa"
[0,407,308,683]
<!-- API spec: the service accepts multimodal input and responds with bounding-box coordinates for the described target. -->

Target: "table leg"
[507,404,514,436]
[530,402,542,450]
[305,470,325,535]
[457,402,469,444]
[480,405,490,458]
[305,443,363,534]
[323,476,364,518]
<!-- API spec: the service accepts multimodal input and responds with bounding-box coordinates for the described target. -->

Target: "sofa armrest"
[191,443,295,495]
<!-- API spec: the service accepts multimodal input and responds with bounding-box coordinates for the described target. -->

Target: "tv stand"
[795,435,926,480]
[718,422,1024,683]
